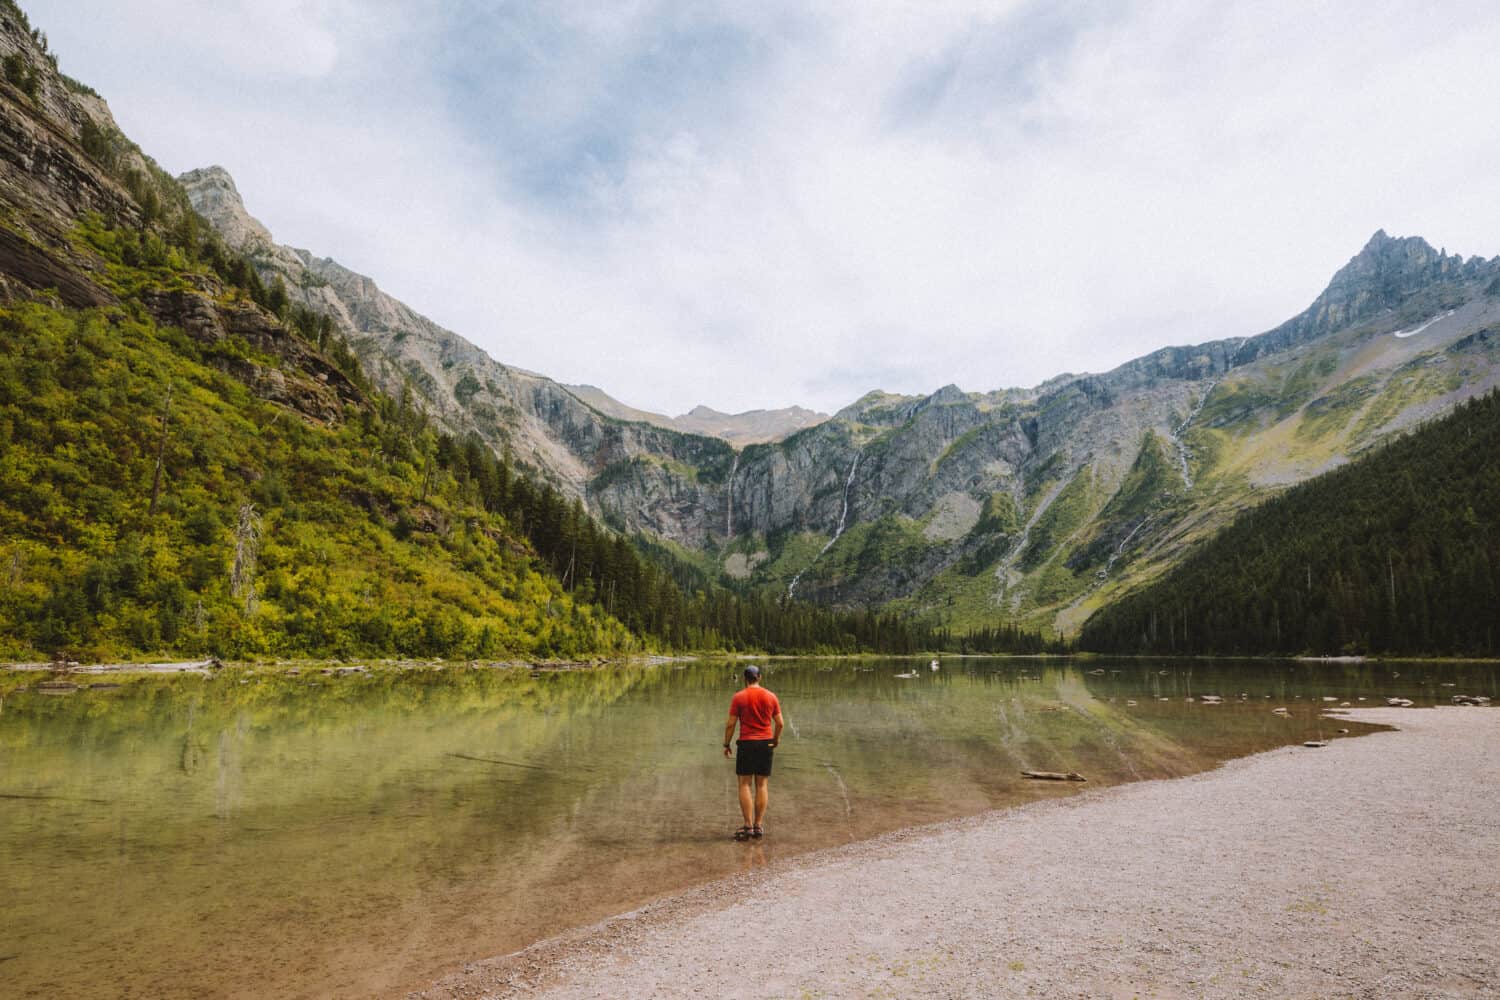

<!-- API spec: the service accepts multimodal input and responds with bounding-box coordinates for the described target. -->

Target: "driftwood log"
[1021,770,1087,782]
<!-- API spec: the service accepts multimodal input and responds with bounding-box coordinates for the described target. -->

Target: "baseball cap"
[742,664,761,679]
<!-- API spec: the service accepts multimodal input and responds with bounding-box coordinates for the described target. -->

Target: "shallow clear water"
[0,657,1493,998]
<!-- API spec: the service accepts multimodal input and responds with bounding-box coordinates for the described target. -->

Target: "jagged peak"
[179,164,239,190]
[179,164,273,251]
[926,383,968,405]
[1351,227,1435,260]
[1322,229,1453,295]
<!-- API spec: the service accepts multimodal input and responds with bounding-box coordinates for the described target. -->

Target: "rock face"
[0,9,361,426]
[0,13,136,308]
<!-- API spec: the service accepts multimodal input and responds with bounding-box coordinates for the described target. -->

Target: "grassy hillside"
[0,290,632,661]
[1078,391,1500,656]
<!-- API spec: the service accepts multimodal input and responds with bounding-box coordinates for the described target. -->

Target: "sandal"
[734,826,753,841]
[751,825,763,839]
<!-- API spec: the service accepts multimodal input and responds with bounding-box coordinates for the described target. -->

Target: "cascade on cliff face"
[787,450,862,600]
[1167,380,1218,490]
[726,452,738,538]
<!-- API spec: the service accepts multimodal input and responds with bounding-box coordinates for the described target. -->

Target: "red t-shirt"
[729,686,781,741]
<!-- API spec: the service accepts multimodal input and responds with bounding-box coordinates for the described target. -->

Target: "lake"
[1,657,1493,998]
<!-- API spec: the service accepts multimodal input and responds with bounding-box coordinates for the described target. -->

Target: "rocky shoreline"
[420,707,1499,999]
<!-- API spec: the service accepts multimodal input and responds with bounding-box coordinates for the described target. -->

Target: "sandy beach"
[420,708,1499,999]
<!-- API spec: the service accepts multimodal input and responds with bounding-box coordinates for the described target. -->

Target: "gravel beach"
[422,708,1499,999]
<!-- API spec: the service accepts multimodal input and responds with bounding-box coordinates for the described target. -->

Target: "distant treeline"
[1079,390,1500,656]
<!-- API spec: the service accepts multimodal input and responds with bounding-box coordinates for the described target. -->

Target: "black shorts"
[735,739,775,776]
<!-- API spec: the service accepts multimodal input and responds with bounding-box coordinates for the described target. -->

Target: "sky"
[29,0,1500,415]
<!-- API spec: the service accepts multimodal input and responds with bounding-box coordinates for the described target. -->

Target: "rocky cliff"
[0,6,361,425]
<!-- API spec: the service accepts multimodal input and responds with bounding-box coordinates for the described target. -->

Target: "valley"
[181,160,1500,638]
[2,0,1498,660]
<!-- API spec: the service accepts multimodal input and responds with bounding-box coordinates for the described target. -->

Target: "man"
[723,664,784,840]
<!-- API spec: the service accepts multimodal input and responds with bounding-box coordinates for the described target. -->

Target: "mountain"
[1079,389,1500,656]
[672,403,828,445]
[660,229,1497,635]
[184,151,1500,636]
[562,386,827,446]
[721,233,1500,635]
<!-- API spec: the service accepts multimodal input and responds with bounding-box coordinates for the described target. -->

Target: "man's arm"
[770,711,785,748]
[723,712,737,758]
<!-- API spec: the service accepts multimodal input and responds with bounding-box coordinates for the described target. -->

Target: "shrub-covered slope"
[0,283,638,661]
[1078,391,1500,656]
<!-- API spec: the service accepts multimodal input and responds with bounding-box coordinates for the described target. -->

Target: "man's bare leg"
[753,775,769,828]
[737,774,755,827]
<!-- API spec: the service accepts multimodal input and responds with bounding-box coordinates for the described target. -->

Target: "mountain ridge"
[563,383,828,445]
[184,151,1500,633]
[180,165,826,446]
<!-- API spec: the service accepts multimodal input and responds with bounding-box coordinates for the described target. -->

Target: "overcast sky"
[30,1,1500,415]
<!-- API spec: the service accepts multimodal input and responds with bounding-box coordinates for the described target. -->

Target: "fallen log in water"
[1021,770,1086,782]
[445,752,548,771]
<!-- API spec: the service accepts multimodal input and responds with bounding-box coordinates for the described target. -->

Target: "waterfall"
[725,452,738,538]
[787,451,862,600]
[1169,380,1218,490]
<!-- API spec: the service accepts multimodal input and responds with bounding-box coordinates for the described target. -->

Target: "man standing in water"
[723,664,784,840]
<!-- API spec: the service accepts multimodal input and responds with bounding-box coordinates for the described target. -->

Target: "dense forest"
[1079,390,1500,656]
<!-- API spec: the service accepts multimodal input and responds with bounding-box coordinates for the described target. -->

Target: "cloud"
[28,0,1500,414]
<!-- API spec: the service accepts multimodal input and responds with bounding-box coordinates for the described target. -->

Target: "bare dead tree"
[230,502,262,614]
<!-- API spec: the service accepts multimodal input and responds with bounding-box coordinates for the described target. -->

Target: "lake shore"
[420,707,1499,999]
